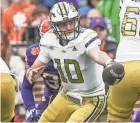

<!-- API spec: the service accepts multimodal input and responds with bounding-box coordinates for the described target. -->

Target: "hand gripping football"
[102,62,125,85]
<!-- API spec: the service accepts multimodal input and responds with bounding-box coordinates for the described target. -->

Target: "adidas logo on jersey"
[49,46,54,50]
[62,50,66,53]
[72,46,77,51]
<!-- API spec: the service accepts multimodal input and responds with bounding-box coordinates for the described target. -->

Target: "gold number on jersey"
[55,59,68,83]
[121,7,140,36]
[55,59,84,83]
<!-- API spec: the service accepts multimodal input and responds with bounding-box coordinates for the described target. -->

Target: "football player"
[26,2,120,122]
[21,43,61,122]
[107,0,140,122]
[0,57,18,122]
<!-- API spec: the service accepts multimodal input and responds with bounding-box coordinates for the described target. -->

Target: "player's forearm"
[97,50,112,66]
[88,46,112,66]
[30,58,46,69]
[26,58,46,77]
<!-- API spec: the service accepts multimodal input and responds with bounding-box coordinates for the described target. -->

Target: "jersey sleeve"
[82,29,101,54]
[37,36,51,64]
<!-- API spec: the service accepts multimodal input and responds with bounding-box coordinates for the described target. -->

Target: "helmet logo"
[69,3,76,12]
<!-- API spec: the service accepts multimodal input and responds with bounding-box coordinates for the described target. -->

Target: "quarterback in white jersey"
[40,28,105,97]
[107,0,140,122]
[26,2,120,122]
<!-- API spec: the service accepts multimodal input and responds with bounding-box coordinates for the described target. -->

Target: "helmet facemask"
[51,16,80,45]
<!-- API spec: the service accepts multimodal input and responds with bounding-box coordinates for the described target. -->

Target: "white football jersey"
[116,0,140,62]
[38,29,105,97]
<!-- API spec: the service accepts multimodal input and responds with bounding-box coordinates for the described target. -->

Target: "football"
[102,62,125,85]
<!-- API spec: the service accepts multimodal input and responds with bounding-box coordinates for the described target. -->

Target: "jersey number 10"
[55,59,84,83]
[121,7,140,36]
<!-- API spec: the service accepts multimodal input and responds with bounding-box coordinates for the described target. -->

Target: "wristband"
[105,59,113,66]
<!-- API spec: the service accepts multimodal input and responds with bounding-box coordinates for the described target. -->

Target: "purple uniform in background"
[132,111,140,122]
[21,43,60,122]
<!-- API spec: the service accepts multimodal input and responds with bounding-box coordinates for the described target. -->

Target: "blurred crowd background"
[0,0,140,122]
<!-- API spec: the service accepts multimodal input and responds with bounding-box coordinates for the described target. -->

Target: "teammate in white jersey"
[107,0,140,121]
[26,2,120,122]
[116,0,140,62]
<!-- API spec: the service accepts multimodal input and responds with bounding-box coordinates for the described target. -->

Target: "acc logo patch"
[39,18,51,35]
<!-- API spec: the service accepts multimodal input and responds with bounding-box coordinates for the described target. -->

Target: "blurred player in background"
[107,0,140,122]
[0,57,18,122]
[26,2,122,122]
[21,43,61,122]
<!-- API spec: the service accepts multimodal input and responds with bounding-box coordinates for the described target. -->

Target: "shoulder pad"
[80,29,100,49]
[40,29,57,46]
[82,29,97,40]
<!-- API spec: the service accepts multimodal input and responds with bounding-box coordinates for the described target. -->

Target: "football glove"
[27,108,41,122]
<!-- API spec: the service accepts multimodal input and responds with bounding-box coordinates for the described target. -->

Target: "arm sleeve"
[21,74,35,110]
